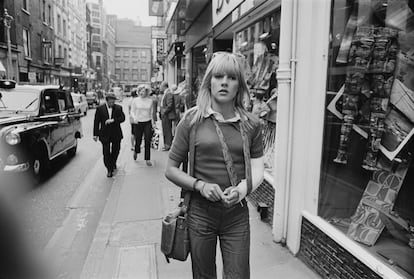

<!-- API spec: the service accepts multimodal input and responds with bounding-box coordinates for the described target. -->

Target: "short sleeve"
[169,116,190,162]
[250,120,264,158]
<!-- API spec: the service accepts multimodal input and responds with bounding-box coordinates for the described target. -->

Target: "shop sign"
[232,0,254,22]
[152,26,167,39]
[213,0,245,27]
[156,38,165,63]
[149,0,163,16]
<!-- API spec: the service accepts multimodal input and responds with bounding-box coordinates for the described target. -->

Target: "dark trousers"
[134,121,152,160]
[101,138,121,171]
[162,115,173,148]
[187,197,250,279]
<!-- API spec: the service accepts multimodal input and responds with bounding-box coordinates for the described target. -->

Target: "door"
[41,89,67,157]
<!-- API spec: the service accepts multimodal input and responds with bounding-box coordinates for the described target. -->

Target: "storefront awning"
[166,0,210,35]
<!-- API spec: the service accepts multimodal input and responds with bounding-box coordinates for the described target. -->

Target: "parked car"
[0,80,83,182]
[85,91,99,108]
[71,92,88,116]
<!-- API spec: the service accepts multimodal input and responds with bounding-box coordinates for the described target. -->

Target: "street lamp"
[3,9,14,80]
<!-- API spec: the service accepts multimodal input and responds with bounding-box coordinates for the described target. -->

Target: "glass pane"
[320,0,414,277]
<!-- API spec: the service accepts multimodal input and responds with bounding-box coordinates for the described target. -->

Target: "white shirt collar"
[106,102,113,115]
[204,107,241,123]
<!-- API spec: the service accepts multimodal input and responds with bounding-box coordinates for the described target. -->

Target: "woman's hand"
[197,182,225,202]
[222,187,240,208]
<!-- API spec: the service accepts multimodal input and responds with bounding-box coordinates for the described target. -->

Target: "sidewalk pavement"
[80,140,320,279]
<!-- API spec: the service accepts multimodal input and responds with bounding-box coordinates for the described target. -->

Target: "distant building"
[53,0,71,86]
[67,0,88,91]
[87,0,104,90]
[2,0,55,84]
[115,19,152,91]
[103,14,117,90]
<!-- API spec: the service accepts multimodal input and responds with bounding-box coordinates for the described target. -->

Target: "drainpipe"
[273,0,299,244]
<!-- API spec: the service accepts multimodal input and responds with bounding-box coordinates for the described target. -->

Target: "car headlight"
[5,132,21,145]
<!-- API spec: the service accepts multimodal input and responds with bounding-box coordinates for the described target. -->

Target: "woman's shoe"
[146,160,152,166]
[133,152,137,160]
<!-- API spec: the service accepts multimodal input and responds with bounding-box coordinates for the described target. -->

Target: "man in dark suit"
[93,93,125,177]
[160,82,176,151]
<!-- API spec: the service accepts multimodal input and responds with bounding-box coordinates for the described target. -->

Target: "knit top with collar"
[169,108,263,194]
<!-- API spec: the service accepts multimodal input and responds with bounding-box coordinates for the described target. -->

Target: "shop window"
[235,10,280,173]
[319,1,414,277]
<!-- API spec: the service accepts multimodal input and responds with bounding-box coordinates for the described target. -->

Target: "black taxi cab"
[0,80,82,181]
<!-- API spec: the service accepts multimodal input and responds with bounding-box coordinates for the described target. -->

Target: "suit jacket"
[93,103,125,141]
[160,91,176,120]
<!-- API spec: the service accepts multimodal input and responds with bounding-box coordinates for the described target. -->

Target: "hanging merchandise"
[334,26,375,164]
[333,26,399,170]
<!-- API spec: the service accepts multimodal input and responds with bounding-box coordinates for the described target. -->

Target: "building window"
[115,61,120,69]
[57,14,61,33]
[132,50,138,57]
[123,70,130,80]
[23,0,29,11]
[319,0,414,275]
[48,4,52,25]
[141,51,147,58]
[116,50,121,57]
[42,0,46,22]
[42,40,53,64]
[140,69,147,81]
[64,48,67,64]
[63,19,67,37]
[23,29,31,57]
[123,50,129,57]
[58,45,62,58]
[96,56,101,67]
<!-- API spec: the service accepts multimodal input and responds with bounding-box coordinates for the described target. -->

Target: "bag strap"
[181,121,197,214]
[212,117,253,195]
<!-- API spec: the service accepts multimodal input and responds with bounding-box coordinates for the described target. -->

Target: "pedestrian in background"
[93,92,126,177]
[160,81,175,151]
[131,85,156,166]
[172,85,185,136]
[128,87,139,151]
[165,52,264,278]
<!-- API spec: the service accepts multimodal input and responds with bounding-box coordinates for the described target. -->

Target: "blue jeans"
[187,197,250,279]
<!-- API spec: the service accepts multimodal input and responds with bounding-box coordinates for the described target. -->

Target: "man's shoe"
[133,152,137,160]
[146,160,152,167]
[107,170,113,178]
[162,146,170,151]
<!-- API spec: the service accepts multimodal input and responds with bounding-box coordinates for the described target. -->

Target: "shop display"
[333,26,399,170]
[236,12,280,174]
[320,0,414,276]
[347,159,409,246]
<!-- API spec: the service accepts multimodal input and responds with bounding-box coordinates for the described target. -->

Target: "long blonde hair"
[190,52,251,125]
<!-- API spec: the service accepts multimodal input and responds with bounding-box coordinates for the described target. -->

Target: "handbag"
[160,120,197,262]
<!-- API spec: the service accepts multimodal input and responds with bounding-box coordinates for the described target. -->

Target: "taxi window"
[42,90,59,114]
[64,91,74,111]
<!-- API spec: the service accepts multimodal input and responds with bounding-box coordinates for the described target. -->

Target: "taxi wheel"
[31,148,50,183]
